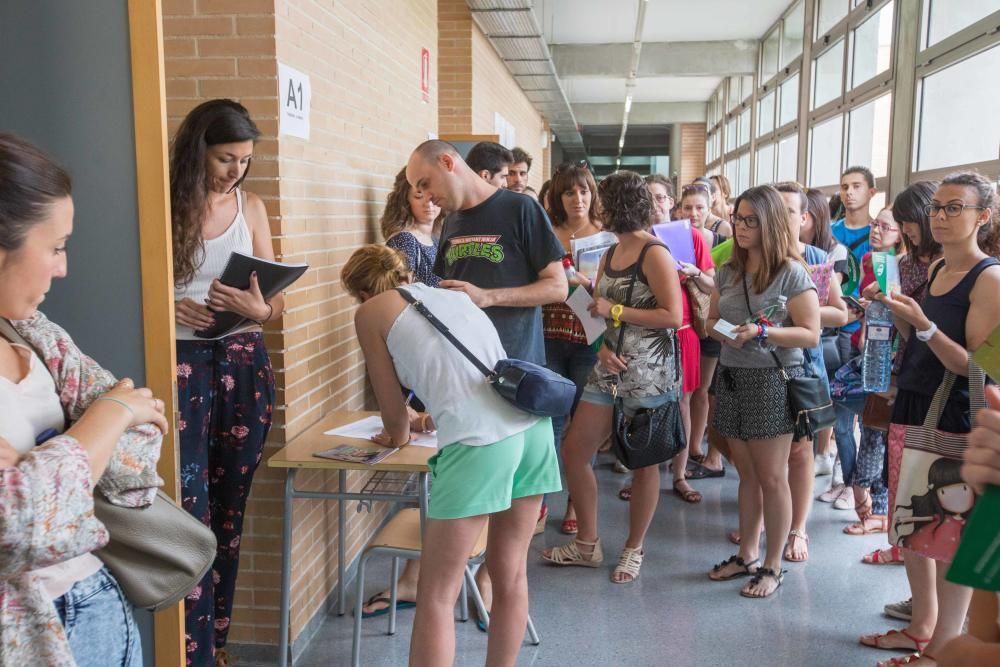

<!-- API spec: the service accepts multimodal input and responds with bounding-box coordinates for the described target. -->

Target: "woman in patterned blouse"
[381,166,443,287]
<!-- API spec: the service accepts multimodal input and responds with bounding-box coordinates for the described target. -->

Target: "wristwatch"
[915,321,938,342]
[610,303,624,328]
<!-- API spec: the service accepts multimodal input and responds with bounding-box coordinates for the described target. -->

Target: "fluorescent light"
[618,137,625,149]
[624,95,633,113]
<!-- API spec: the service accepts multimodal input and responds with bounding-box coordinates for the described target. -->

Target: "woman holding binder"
[170,99,281,666]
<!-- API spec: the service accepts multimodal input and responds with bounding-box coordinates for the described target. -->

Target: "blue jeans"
[543,339,597,444]
[834,331,862,482]
[53,566,141,667]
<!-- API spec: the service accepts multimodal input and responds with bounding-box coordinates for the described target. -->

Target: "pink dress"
[902,514,966,563]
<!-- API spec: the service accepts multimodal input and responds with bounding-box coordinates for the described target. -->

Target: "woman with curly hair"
[381,166,443,286]
[170,99,279,666]
[542,171,683,584]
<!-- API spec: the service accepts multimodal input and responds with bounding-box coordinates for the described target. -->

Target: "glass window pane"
[817,0,849,36]
[777,135,799,182]
[756,143,776,185]
[762,27,781,82]
[741,75,754,101]
[738,152,751,194]
[779,74,800,127]
[726,116,738,152]
[739,108,751,146]
[758,92,776,137]
[809,114,843,187]
[781,1,806,69]
[926,0,998,47]
[728,77,741,110]
[725,160,739,195]
[812,39,845,109]
[847,93,892,178]
[850,1,894,89]
[917,44,1000,171]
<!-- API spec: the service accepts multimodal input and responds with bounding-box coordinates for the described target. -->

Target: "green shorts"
[427,418,563,520]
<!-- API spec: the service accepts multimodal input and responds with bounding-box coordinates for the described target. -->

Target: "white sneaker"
[814,453,834,477]
[833,485,855,510]
[831,458,844,486]
[818,482,844,503]
[613,460,629,474]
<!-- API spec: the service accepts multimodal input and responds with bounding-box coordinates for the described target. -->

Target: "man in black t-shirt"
[406,140,567,365]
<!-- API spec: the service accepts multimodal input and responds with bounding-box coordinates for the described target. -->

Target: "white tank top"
[0,344,102,599]
[175,188,260,340]
[386,284,538,447]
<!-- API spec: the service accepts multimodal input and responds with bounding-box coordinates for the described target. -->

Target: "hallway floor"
[289,453,908,666]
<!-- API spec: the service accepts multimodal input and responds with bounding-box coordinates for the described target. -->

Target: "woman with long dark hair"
[381,167,443,286]
[170,99,279,666]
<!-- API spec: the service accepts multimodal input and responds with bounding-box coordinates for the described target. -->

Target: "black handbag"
[740,279,835,440]
[609,242,686,470]
[396,288,576,417]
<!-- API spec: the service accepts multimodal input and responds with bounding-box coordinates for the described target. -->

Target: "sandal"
[783,529,809,562]
[739,567,785,598]
[216,648,232,667]
[359,592,416,619]
[611,546,644,584]
[672,479,702,504]
[863,545,904,565]
[844,515,889,535]
[618,485,632,501]
[877,653,935,667]
[709,555,760,581]
[689,452,707,464]
[855,488,874,521]
[560,518,578,535]
[859,628,930,652]
[533,505,548,536]
[542,538,604,567]
[686,461,725,479]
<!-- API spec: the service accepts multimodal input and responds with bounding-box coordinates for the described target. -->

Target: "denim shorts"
[53,566,141,667]
[580,387,678,417]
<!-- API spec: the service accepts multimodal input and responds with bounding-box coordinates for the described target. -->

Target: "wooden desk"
[268,411,434,667]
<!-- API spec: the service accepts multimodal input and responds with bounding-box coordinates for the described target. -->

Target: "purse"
[740,279,836,440]
[684,279,711,339]
[887,356,984,560]
[821,330,842,373]
[0,318,217,611]
[395,288,576,417]
[861,392,894,432]
[609,242,686,470]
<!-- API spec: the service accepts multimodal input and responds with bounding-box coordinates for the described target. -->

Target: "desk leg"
[338,469,347,616]
[418,472,429,527]
[278,469,297,667]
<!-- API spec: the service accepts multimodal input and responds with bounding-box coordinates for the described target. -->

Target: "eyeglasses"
[652,194,672,203]
[871,222,899,233]
[732,214,760,229]
[923,203,988,218]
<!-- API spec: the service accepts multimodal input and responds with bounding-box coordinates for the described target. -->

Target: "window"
[762,27,781,83]
[726,116,738,152]
[739,108,751,147]
[728,77,741,110]
[813,39,845,109]
[817,0,849,37]
[738,152,751,193]
[756,143,776,185]
[758,91,776,137]
[779,74,800,127]
[850,1,894,89]
[725,160,739,195]
[777,135,799,182]
[925,0,998,47]
[847,93,892,177]
[916,44,1000,171]
[809,114,844,187]
[781,1,806,69]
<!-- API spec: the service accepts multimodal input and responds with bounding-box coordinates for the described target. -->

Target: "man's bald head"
[412,140,460,164]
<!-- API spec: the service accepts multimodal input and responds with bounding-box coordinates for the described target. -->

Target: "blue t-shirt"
[831,219,870,332]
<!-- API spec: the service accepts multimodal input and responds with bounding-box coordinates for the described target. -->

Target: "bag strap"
[923,353,986,429]
[395,287,495,379]
[848,233,868,252]
[612,241,662,359]
[0,318,30,349]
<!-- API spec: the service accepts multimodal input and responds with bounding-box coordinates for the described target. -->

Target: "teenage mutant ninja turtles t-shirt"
[433,188,565,365]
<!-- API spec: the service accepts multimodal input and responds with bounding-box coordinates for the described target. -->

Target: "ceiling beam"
[574,102,707,125]
[552,40,758,77]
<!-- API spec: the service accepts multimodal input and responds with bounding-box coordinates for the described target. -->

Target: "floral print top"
[0,311,163,666]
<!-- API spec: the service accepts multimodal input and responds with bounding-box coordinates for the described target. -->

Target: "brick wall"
[438,0,472,136]
[679,122,708,189]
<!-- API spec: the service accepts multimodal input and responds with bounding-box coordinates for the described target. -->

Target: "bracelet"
[421,414,433,432]
[259,302,274,325]
[95,396,135,419]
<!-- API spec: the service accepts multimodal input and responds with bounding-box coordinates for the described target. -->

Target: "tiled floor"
[280,453,909,666]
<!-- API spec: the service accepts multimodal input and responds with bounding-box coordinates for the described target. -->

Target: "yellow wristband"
[610,303,624,328]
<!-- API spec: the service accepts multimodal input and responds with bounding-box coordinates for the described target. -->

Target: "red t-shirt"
[680,228,715,326]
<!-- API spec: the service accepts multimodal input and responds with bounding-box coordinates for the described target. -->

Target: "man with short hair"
[507,147,533,193]
[465,141,513,188]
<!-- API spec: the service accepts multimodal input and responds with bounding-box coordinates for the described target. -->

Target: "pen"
[404,391,415,407]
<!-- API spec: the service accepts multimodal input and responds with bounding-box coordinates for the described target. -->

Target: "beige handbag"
[0,318,217,611]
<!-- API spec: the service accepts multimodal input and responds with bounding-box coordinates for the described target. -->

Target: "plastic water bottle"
[562,256,578,290]
[862,300,893,392]
[757,295,788,352]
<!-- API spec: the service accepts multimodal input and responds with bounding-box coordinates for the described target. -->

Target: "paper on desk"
[566,286,607,344]
[324,415,438,448]
[713,319,739,340]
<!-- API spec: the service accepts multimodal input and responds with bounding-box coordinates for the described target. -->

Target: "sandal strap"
[612,547,644,580]
[749,567,785,585]
[713,554,759,571]
[545,538,600,565]
[788,529,809,543]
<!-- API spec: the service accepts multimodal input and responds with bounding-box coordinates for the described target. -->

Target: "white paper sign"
[278,62,310,140]
[324,415,438,448]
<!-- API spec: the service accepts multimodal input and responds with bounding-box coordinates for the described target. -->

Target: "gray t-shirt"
[717,261,816,369]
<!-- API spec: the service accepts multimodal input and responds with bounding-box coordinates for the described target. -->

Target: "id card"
[713,319,739,340]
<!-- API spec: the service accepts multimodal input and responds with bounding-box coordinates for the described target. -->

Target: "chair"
[351,508,540,666]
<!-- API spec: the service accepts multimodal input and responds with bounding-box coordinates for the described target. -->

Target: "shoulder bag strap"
[395,287,495,378]
[611,242,664,390]
[0,318,30,349]
[848,233,868,252]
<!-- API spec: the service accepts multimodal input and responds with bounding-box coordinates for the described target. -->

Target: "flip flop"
[359,594,416,619]
[686,461,725,479]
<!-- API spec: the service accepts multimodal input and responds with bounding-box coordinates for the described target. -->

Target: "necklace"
[568,218,591,240]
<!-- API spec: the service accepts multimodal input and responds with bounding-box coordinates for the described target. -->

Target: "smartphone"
[843,295,865,312]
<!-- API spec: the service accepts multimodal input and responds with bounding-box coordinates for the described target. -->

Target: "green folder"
[946,485,1000,590]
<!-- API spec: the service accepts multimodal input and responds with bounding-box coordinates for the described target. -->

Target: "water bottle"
[757,295,788,352]
[562,256,578,291]
[862,300,893,392]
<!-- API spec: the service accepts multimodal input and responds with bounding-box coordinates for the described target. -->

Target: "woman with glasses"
[859,173,1000,667]
[705,185,820,599]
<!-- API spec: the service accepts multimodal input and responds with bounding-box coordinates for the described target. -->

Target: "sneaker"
[833,486,855,510]
[884,598,913,621]
[818,482,845,503]
[814,453,835,477]
[831,457,844,486]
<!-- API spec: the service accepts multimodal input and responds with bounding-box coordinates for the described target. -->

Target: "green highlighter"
[946,485,1000,590]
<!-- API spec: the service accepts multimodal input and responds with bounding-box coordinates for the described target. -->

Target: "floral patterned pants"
[176,332,274,665]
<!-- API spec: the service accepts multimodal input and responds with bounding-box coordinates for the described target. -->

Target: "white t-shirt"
[386,284,539,447]
[0,344,103,598]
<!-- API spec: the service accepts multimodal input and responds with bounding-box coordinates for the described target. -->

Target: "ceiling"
[487,0,795,177]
